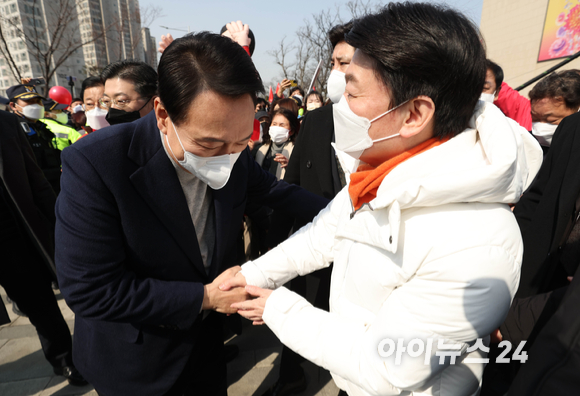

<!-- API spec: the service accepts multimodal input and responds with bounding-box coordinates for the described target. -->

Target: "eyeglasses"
[98,96,147,110]
[83,102,107,111]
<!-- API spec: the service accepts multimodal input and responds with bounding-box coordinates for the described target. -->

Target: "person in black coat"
[482,111,580,395]
[0,110,86,385]
[55,33,328,396]
[7,84,62,194]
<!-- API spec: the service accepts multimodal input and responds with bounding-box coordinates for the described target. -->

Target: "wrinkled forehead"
[531,97,564,113]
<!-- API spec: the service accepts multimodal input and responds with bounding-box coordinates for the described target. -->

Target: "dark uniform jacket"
[17,116,61,194]
[0,111,58,324]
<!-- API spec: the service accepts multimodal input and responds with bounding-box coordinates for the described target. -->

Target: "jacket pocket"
[84,318,141,344]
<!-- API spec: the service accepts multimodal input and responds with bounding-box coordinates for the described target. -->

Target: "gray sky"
[141,0,484,87]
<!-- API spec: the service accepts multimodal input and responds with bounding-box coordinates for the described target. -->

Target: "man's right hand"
[202,266,250,314]
[276,79,293,97]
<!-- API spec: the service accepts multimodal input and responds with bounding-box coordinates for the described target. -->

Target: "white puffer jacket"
[241,102,543,396]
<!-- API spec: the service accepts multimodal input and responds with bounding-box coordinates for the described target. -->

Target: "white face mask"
[480,92,495,103]
[292,95,303,102]
[307,102,322,111]
[269,125,290,144]
[327,70,347,104]
[17,103,44,120]
[166,120,241,190]
[333,95,409,159]
[55,112,69,125]
[531,122,558,147]
[86,107,110,130]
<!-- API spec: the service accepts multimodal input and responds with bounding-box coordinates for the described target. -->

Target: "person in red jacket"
[484,59,533,131]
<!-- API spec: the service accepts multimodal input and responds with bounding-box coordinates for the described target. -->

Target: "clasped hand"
[218,269,273,325]
[202,266,250,314]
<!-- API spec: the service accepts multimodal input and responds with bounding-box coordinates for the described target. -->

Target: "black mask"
[105,107,141,126]
[105,97,152,126]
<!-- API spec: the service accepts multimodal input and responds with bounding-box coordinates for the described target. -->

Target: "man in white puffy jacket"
[221,3,543,395]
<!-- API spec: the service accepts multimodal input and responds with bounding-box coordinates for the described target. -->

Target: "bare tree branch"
[0,0,115,93]
[140,5,165,29]
[130,5,164,56]
[267,37,294,81]
[0,20,23,81]
[268,0,381,99]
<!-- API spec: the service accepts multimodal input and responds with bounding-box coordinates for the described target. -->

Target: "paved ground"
[0,286,340,396]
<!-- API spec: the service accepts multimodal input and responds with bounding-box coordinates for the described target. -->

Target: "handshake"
[201,266,272,325]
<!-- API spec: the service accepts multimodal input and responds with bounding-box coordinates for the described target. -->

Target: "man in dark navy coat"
[55,33,328,396]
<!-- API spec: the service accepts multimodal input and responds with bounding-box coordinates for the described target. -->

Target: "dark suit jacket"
[513,112,580,298]
[508,263,580,395]
[269,105,338,246]
[55,112,328,396]
[284,105,339,201]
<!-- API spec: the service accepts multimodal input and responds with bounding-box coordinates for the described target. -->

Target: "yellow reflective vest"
[39,118,83,151]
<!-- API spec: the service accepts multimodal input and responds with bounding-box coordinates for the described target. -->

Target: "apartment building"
[0,0,155,98]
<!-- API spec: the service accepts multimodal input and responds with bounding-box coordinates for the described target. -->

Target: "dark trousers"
[0,236,73,368]
[279,266,332,382]
[163,312,227,396]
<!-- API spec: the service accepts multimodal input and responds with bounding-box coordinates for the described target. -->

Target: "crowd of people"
[2,1,580,395]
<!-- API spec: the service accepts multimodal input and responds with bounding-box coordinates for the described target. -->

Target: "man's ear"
[399,96,435,139]
[155,98,169,135]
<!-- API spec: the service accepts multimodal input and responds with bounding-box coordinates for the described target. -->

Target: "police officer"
[7,84,62,194]
[39,98,83,150]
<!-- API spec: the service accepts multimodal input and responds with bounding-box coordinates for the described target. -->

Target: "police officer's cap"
[43,98,68,111]
[7,84,45,102]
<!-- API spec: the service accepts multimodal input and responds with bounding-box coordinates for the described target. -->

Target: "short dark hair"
[265,107,299,143]
[158,32,264,125]
[328,21,354,49]
[345,2,486,139]
[220,24,256,56]
[486,59,504,93]
[529,70,580,110]
[289,87,305,98]
[305,91,324,109]
[100,60,158,98]
[80,76,103,102]
[257,97,269,107]
[271,98,299,117]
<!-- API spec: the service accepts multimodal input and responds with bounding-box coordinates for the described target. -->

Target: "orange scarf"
[349,137,449,211]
